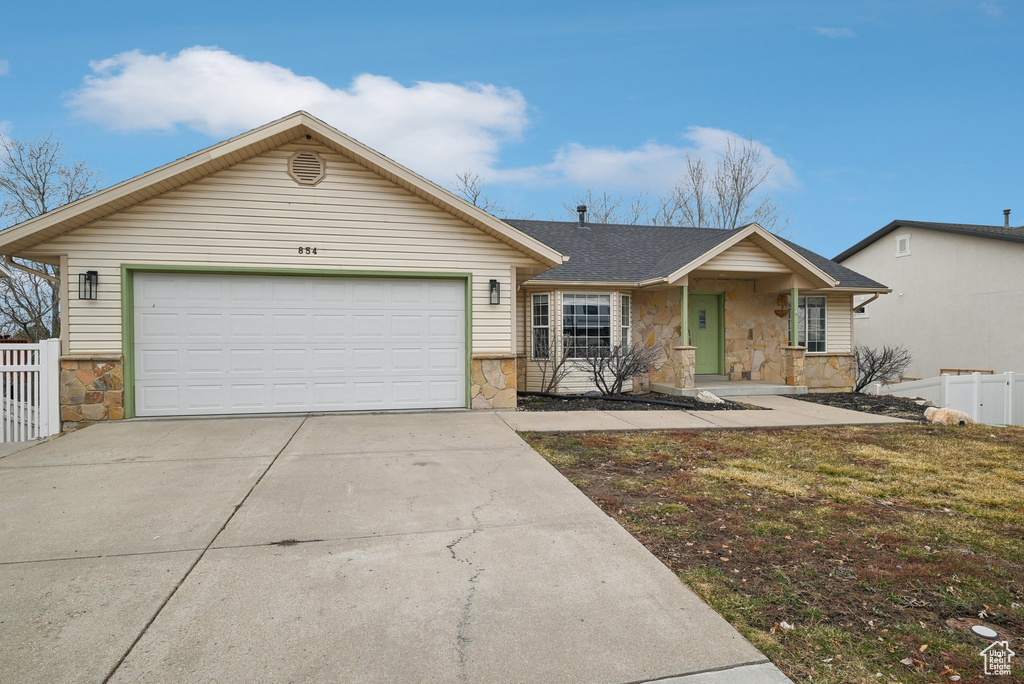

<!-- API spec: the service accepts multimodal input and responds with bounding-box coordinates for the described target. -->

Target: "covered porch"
[631,226,845,397]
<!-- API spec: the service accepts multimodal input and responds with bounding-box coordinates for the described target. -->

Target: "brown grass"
[523,425,1024,683]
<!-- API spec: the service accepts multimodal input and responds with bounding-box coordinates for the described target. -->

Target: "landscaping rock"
[696,390,725,404]
[924,407,975,426]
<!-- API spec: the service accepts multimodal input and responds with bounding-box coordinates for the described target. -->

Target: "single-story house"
[836,215,1024,378]
[0,112,887,423]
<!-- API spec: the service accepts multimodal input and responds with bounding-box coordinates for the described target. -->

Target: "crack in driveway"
[446,463,499,682]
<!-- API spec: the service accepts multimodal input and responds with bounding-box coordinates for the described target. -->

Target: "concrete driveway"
[0,412,787,683]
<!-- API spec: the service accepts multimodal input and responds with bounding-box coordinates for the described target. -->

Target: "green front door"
[688,293,722,374]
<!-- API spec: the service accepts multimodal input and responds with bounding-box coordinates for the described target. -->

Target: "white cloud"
[813,27,857,38]
[497,126,797,193]
[68,47,528,182]
[0,60,9,76]
[66,46,798,194]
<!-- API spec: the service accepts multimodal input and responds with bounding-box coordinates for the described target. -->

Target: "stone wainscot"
[470,356,517,409]
[60,355,124,423]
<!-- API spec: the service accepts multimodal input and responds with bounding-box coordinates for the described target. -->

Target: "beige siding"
[25,142,537,356]
[824,294,853,353]
[701,240,789,274]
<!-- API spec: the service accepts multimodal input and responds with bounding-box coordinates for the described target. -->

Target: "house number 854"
[298,247,318,255]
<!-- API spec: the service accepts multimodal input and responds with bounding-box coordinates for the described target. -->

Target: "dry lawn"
[523,425,1024,683]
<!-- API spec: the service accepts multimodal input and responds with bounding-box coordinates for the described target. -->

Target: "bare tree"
[573,343,659,396]
[0,132,100,340]
[561,188,651,226]
[854,344,913,392]
[450,170,507,217]
[656,136,790,234]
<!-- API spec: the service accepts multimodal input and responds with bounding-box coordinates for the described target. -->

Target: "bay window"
[620,294,631,347]
[531,293,550,359]
[562,293,611,358]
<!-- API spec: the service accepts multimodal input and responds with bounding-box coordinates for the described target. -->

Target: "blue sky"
[1,0,1019,258]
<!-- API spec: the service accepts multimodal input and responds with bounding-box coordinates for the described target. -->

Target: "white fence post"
[971,373,981,423]
[39,339,61,437]
[1005,371,1014,427]
[940,374,950,408]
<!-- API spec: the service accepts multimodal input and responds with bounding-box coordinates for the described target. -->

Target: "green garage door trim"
[121,265,473,419]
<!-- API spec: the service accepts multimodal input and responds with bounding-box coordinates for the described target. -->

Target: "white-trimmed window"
[531,294,550,360]
[620,294,631,347]
[853,294,870,319]
[563,293,612,358]
[798,296,827,352]
[895,233,911,257]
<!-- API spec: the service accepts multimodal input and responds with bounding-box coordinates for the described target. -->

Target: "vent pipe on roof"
[577,205,587,227]
[1004,209,1011,227]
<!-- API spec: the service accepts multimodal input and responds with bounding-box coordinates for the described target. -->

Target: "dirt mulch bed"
[792,391,930,422]
[516,391,754,412]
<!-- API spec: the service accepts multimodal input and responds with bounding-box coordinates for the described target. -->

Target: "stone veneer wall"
[470,357,517,409]
[60,355,124,423]
[515,356,527,391]
[692,278,790,383]
[805,353,855,391]
[631,288,682,386]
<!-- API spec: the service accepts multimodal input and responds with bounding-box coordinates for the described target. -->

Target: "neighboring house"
[0,111,886,423]
[836,216,1024,379]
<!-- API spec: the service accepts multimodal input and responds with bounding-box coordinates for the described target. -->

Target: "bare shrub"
[533,339,573,393]
[854,344,912,392]
[573,343,659,396]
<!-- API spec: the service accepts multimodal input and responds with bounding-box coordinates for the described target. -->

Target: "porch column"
[674,284,696,389]
[789,286,799,347]
[783,286,806,386]
[680,284,689,346]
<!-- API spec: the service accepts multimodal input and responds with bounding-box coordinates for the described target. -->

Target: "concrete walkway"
[501,395,910,432]
[0,412,789,684]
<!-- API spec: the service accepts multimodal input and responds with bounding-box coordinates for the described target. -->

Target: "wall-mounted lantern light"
[489,279,500,305]
[79,271,99,300]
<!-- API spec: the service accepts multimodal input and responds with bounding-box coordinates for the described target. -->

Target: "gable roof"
[0,112,565,268]
[835,219,1024,262]
[506,219,886,290]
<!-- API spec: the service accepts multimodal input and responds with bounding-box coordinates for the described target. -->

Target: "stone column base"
[782,346,807,386]
[470,356,517,409]
[672,346,697,389]
[60,355,125,424]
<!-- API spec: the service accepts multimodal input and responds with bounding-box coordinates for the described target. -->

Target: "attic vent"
[288,150,326,186]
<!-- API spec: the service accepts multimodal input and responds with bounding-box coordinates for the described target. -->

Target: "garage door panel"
[137,313,180,342]
[428,314,461,339]
[134,273,466,416]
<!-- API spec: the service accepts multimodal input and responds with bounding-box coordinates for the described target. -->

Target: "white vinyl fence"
[1,339,61,443]
[867,372,1024,426]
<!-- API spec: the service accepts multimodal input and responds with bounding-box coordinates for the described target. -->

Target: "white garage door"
[133,272,466,417]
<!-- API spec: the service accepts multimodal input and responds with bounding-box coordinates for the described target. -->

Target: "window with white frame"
[620,295,631,347]
[531,294,550,360]
[895,233,911,257]
[797,296,827,352]
[562,293,612,358]
[853,294,870,318]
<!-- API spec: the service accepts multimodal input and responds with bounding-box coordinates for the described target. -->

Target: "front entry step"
[650,381,808,398]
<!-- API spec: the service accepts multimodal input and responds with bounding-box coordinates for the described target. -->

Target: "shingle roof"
[503,219,886,289]
[834,219,1024,262]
